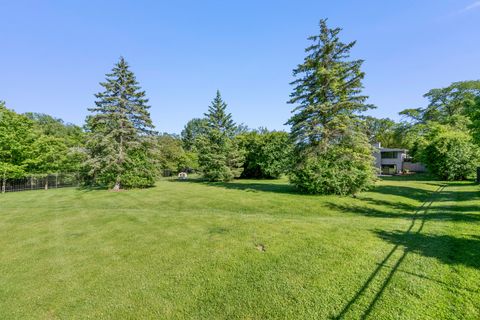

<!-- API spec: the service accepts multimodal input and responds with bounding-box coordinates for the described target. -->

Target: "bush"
[421,129,480,180]
[289,137,376,195]
[155,134,196,175]
[237,130,292,179]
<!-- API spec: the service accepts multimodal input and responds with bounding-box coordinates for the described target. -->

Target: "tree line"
[1,19,479,194]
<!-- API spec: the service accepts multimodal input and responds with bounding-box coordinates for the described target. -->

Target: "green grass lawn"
[1,175,479,319]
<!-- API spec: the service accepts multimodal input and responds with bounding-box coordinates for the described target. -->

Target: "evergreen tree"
[197,91,243,181]
[85,57,156,190]
[287,20,376,195]
[205,90,236,136]
[181,118,208,151]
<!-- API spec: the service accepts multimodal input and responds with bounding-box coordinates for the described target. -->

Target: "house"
[373,143,426,175]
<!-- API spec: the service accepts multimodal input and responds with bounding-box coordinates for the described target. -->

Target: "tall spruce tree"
[197,90,243,181]
[85,57,156,190]
[287,20,376,195]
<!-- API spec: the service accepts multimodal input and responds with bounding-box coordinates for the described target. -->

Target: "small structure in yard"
[373,142,426,175]
[178,172,188,180]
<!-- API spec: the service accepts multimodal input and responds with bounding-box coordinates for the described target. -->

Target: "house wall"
[372,143,426,174]
[403,162,427,172]
[381,157,404,173]
[373,151,382,169]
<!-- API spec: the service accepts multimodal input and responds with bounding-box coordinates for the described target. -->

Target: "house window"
[381,151,398,159]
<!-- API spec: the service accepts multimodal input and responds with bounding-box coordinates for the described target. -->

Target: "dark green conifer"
[85,57,156,190]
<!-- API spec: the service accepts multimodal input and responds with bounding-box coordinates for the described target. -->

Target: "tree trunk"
[114,125,124,192]
[45,178,48,190]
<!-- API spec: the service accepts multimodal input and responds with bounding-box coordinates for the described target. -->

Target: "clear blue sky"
[1,1,479,134]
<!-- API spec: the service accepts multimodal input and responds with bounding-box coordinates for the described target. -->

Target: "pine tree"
[197,91,243,181]
[287,20,376,195]
[205,90,236,136]
[85,57,156,190]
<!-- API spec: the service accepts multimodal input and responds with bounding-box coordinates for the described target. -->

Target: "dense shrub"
[156,134,197,175]
[237,130,292,179]
[420,129,480,180]
[289,136,376,195]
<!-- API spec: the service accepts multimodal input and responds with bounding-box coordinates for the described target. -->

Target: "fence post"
[56,173,58,188]
[476,167,480,184]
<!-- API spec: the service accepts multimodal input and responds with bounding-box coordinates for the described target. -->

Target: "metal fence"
[1,173,80,193]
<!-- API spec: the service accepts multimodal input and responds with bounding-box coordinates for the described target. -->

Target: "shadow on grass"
[376,231,480,269]
[328,198,480,222]
[370,185,434,201]
[172,178,303,195]
[334,182,480,319]
[333,185,445,319]
[76,184,157,192]
[379,173,437,182]
[173,177,457,199]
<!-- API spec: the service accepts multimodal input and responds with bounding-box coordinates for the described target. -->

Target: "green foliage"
[287,20,375,194]
[120,144,157,188]
[205,90,236,136]
[25,113,87,174]
[398,81,480,174]
[25,113,85,147]
[197,91,244,181]
[84,57,156,189]
[418,124,480,180]
[237,130,292,179]
[469,96,480,144]
[400,80,480,125]
[0,101,36,178]
[0,162,26,180]
[156,134,195,175]
[181,118,208,151]
[27,135,68,174]
[362,116,402,148]
[290,133,376,195]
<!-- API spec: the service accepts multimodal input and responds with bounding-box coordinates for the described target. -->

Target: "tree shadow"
[434,190,480,202]
[332,187,438,319]
[172,178,304,195]
[376,230,480,270]
[333,183,480,319]
[376,262,480,294]
[327,199,480,223]
[175,178,445,198]
[367,185,434,201]
[379,174,437,182]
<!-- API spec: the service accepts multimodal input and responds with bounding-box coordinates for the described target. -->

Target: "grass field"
[1,175,479,319]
